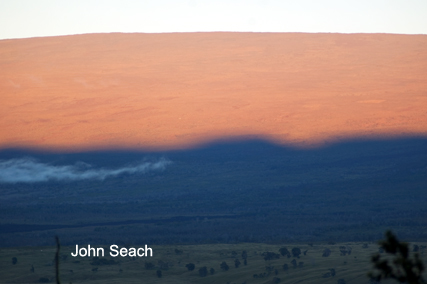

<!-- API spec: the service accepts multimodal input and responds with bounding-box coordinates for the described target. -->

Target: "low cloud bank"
[0,157,172,183]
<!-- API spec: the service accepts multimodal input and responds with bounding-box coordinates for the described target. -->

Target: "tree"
[185,263,195,271]
[368,230,425,284]
[198,266,208,277]
[279,247,290,257]
[339,246,348,256]
[242,250,248,259]
[220,261,229,271]
[263,251,280,261]
[322,248,331,257]
[156,270,162,278]
[234,259,241,268]
[12,257,17,265]
[210,267,215,275]
[291,259,297,269]
[283,264,289,271]
[292,247,301,258]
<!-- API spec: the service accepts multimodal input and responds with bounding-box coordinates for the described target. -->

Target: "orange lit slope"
[1,33,427,150]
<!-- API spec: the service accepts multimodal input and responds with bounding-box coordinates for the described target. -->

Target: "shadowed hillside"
[1,136,426,247]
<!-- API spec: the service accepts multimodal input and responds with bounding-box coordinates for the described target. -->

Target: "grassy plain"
[1,241,426,283]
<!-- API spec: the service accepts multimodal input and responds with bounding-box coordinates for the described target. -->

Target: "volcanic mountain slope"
[1,32,427,150]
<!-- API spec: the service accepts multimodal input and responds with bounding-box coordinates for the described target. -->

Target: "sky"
[1,0,427,40]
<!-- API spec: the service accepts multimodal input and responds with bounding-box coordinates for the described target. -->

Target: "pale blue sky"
[1,0,426,39]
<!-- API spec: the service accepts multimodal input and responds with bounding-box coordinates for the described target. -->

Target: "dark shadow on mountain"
[0,135,426,246]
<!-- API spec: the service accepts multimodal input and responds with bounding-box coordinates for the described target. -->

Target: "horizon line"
[2,31,427,41]
[1,133,426,154]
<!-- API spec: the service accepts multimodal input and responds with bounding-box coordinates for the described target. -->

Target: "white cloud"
[0,157,171,183]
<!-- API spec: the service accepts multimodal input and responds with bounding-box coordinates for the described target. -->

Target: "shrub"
[263,251,280,261]
[339,246,348,256]
[234,258,241,268]
[198,266,208,277]
[145,262,155,270]
[291,259,297,268]
[242,250,248,259]
[185,263,195,271]
[322,248,331,257]
[220,261,229,271]
[292,247,301,258]
[279,247,290,257]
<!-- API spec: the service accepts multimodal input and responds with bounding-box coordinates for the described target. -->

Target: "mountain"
[1,32,427,151]
[1,33,426,246]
